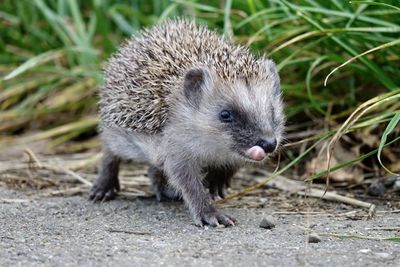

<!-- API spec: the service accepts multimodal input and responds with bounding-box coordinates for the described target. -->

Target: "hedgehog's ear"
[183,67,212,108]
[262,59,281,97]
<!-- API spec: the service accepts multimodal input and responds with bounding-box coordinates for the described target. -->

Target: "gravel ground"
[1,187,399,267]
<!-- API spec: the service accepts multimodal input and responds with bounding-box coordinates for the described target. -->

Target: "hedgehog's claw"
[89,184,117,202]
[208,181,227,201]
[195,209,236,227]
[210,190,225,201]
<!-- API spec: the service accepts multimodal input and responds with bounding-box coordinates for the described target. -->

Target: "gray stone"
[259,216,276,229]
[393,180,400,192]
[367,181,386,196]
[308,233,322,243]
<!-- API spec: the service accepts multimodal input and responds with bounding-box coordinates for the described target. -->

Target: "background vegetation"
[1,0,399,182]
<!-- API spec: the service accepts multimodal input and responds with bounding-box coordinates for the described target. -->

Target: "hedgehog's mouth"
[244,146,266,161]
[236,146,269,163]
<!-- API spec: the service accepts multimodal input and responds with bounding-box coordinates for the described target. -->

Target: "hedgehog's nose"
[255,138,277,154]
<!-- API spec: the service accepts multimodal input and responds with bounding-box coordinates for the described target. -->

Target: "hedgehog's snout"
[244,138,277,161]
[255,138,277,154]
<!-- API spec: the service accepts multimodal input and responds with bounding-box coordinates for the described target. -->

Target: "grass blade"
[377,112,400,175]
[324,38,400,87]
[3,50,64,80]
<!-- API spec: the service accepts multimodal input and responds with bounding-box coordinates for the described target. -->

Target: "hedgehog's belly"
[101,126,161,164]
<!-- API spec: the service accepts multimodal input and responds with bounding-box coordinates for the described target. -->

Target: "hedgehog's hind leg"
[148,165,181,202]
[204,167,237,200]
[90,148,120,201]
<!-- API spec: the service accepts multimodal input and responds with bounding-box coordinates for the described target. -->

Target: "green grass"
[0,0,399,178]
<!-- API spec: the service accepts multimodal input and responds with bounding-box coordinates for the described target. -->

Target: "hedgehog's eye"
[219,110,233,123]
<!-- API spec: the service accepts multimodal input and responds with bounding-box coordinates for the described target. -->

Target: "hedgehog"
[90,19,285,227]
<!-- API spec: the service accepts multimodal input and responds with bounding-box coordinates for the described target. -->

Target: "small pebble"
[308,233,321,243]
[259,216,276,229]
[359,249,371,254]
[383,176,397,187]
[367,181,386,196]
[393,180,400,192]
[375,252,393,260]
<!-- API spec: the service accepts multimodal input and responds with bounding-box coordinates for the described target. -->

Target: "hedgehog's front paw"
[194,206,236,227]
[89,178,119,202]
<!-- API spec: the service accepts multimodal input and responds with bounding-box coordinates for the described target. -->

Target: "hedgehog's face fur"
[173,59,285,165]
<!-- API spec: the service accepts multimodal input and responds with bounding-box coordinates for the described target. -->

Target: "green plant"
[1,0,399,178]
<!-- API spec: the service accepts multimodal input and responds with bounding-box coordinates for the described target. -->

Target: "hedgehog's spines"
[100,19,270,134]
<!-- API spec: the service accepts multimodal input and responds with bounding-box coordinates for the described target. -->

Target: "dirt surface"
[0,148,399,266]
[1,186,400,267]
